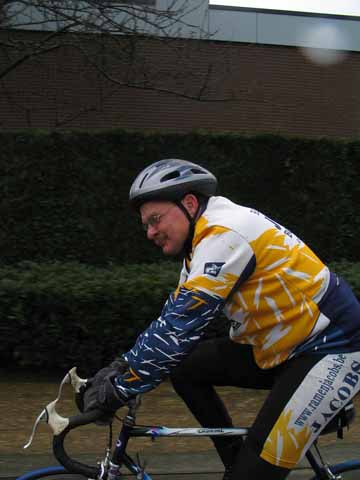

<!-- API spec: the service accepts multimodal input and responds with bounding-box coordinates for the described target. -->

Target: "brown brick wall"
[0,29,359,138]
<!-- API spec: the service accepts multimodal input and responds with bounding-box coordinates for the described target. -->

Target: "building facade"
[0,1,359,138]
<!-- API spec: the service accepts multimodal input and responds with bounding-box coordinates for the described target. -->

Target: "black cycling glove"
[76,359,129,424]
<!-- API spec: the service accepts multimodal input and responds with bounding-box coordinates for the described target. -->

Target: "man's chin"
[161,243,181,257]
[162,247,175,256]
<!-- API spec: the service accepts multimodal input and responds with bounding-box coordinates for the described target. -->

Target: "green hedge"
[1,261,359,373]
[0,130,359,265]
[0,261,178,373]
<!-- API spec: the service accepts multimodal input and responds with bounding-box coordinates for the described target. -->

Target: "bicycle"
[18,367,360,480]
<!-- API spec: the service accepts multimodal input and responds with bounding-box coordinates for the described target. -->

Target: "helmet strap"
[175,200,194,225]
[175,197,209,260]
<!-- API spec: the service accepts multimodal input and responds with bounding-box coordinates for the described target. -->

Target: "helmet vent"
[161,171,180,182]
[139,173,149,188]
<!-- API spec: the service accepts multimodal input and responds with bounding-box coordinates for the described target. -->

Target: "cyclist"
[81,159,360,479]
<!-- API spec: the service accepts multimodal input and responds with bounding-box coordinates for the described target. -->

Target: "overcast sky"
[209,1,360,17]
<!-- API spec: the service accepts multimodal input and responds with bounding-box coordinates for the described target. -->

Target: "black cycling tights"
[170,338,327,480]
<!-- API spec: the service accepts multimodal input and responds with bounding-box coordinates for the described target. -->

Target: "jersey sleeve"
[115,227,255,398]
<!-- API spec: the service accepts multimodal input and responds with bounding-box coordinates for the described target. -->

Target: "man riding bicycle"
[81,159,360,479]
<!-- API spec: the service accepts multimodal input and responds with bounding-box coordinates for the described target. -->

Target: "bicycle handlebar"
[52,408,105,478]
[24,367,129,479]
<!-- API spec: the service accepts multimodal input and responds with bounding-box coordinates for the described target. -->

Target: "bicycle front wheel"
[16,466,87,480]
[310,459,360,479]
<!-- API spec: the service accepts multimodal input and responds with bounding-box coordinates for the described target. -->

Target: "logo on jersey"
[204,262,225,277]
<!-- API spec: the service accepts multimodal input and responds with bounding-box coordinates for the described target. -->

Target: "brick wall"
[0,29,359,138]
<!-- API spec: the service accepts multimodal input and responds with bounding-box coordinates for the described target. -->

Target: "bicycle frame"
[21,367,360,480]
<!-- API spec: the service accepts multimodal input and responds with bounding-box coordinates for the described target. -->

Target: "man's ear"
[181,194,199,217]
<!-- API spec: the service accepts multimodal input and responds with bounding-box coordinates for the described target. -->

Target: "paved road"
[4,442,360,479]
[3,376,360,479]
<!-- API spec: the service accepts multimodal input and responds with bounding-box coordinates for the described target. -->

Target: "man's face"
[140,200,190,256]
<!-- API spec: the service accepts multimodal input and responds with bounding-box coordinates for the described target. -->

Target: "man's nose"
[146,224,157,240]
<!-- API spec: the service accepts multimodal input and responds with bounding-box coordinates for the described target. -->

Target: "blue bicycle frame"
[19,367,360,480]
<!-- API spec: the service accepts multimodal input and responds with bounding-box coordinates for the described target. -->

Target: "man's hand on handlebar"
[76,359,129,424]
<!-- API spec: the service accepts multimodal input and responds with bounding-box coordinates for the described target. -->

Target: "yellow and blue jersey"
[118,196,360,398]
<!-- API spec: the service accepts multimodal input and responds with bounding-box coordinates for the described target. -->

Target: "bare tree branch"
[0,1,212,84]
[0,1,256,128]
[0,20,81,79]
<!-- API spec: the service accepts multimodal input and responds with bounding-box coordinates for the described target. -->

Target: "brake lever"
[24,367,88,448]
[68,366,88,394]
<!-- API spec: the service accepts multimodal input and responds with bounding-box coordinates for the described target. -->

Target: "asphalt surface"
[3,442,360,479]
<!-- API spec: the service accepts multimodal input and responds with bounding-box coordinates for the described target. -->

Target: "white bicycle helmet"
[129,159,218,208]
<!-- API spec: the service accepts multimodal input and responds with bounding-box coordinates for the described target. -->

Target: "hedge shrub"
[1,130,359,265]
[1,261,359,373]
[0,261,178,373]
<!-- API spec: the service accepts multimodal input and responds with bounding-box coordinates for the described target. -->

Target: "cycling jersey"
[118,196,360,398]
